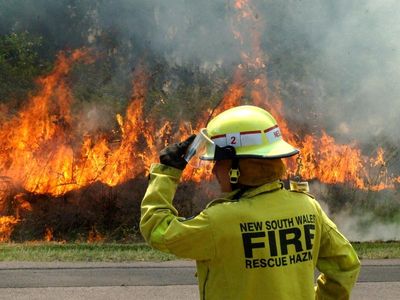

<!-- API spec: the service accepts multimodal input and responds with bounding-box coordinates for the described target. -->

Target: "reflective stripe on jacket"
[140,163,361,300]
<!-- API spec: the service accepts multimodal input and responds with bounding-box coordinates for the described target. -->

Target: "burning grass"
[0,48,398,243]
[0,179,397,243]
[3,178,215,243]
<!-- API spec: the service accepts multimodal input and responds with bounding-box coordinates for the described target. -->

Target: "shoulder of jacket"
[289,189,316,199]
[206,198,238,208]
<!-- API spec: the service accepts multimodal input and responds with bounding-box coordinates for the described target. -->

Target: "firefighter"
[140,105,360,300]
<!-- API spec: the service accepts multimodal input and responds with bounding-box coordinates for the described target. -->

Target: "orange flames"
[44,227,53,242]
[0,0,398,241]
[0,216,19,242]
[0,53,170,197]
[0,2,396,198]
[0,49,95,196]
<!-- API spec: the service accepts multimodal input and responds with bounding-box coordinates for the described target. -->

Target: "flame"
[87,226,105,243]
[0,53,169,198]
[0,216,19,242]
[44,227,53,242]
[234,0,255,21]
[213,69,245,117]
[0,3,396,201]
[0,49,93,195]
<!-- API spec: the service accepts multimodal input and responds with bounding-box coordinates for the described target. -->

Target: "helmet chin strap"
[230,158,249,199]
[229,157,240,186]
[213,145,241,190]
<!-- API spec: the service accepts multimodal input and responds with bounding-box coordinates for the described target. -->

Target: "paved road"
[0,260,399,299]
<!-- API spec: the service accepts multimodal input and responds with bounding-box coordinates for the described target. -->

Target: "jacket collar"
[225,180,284,200]
[207,180,284,208]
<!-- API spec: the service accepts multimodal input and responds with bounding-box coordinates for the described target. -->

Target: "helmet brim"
[200,139,299,161]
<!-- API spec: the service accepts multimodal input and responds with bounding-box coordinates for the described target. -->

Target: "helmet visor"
[184,128,215,163]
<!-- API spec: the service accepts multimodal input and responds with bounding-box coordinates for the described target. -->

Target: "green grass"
[352,241,400,259]
[0,243,176,262]
[0,241,398,262]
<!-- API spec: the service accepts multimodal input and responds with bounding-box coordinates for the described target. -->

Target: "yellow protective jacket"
[140,164,361,300]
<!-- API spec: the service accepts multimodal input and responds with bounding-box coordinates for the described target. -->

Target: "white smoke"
[97,0,241,69]
[278,0,400,145]
[110,0,400,146]
[335,211,400,242]
[5,0,399,143]
[311,182,399,241]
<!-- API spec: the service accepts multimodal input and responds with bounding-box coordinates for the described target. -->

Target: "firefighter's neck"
[212,159,233,193]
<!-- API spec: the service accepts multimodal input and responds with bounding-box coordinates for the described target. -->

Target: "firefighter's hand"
[159,134,196,170]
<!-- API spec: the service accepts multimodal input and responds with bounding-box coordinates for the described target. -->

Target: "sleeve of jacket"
[140,163,216,260]
[315,205,361,300]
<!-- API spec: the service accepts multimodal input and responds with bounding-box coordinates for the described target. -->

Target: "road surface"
[0,259,399,299]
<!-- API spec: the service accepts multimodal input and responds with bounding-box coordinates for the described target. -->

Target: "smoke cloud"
[319,197,400,242]
[275,0,400,146]
[99,0,400,148]
[3,0,399,145]
[310,181,400,241]
[336,211,400,242]
[98,0,240,67]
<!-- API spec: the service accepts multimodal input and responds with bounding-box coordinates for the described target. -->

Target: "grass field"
[0,243,175,262]
[352,241,400,259]
[0,241,398,262]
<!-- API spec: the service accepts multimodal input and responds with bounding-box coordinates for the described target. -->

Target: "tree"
[0,32,50,108]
